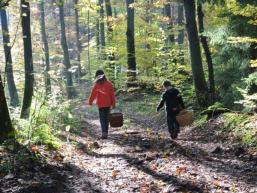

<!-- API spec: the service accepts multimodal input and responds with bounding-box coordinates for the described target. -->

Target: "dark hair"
[163,80,172,87]
[95,69,104,78]
[95,69,106,84]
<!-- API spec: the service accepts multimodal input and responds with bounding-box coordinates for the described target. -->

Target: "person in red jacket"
[88,70,116,139]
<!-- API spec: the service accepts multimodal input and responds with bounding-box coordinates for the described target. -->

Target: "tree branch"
[0,0,12,8]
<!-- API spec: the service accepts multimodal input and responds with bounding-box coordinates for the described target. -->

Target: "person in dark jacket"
[88,70,116,139]
[156,80,185,139]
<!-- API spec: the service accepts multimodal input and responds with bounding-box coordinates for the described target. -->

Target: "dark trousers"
[98,107,110,136]
[167,113,180,135]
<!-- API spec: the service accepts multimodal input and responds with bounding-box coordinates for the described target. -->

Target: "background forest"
[0,0,254,146]
[0,0,257,165]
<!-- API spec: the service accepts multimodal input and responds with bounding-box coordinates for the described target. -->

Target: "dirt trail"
[62,108,257,193]
[1,80,256,193]
[1,106,256,193]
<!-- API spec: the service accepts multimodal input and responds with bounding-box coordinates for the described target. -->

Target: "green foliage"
[223,113,248,130]
[236,72,257,112]
[0,161,12,175]
[245,72,257,94]
[119,92,160,116]
[15,93,80,149]
[204,0,257,109]
[201,102,231,117]
[194,114,208,128]
[222,112,257,147]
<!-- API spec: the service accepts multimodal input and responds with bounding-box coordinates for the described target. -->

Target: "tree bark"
[99,0,105,47]
[105,0,115,81]
[113,7,117,18]
[177,4,184,44]
[104,0,113,40]
[20,0,34,118]
[183,0,209,107]
[0,73,14,142]
[58,0,74,99]
[164,3,174,46]
[39,0,51,96]
[96,7,100,52]
[74,0,82,77]
[197,4,215,104]
[126,0,137,84]
[0,9,19,107]
[87,10,91,75]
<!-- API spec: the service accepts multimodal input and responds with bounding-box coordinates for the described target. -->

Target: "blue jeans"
[99,107,110,136]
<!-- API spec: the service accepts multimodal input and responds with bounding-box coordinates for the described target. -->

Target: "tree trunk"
[58,0,74,99]
[99,0,105,47]
[87,10,91,75]
[87,10,90,75]
[74,0,82,78]
[197,4,215,104]
[105,0,113,40]
[0,9,19,107]
[183,0,209,107]
[164,3,174,46]
[113,7,117,18]
[105,0,115,81]
[96,8,100,52]
[39,0,51,96]
[20,0,34,119]
[177,4,184,44]
[0,74,14,142]
[126,0,137,85]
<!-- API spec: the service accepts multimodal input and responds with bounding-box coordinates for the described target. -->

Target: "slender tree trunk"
[0,9,19,107]
[58,0,74,99]
[164,3,174,46]
[39,0,51,96]
[74,0,82,78]
[105,0,115,81]
[197,4,215,104]
[249,43,257,74]
[183,0,209,107]
[87,10,91,75]
[20,0,34,118]
[105,0,113,40]
[126,0,137,85]
[145,0,151,24]
[96,3,100,53]
[0,73,14,142]
[99,0,105,47]
[113,7,117,18]
[177,4,184,44]
[177,3,185,63]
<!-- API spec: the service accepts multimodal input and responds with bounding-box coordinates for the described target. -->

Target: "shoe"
[170,132,178,139]
[100,134,108,139]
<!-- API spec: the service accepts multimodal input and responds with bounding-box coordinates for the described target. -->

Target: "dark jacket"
[157,87,185,115]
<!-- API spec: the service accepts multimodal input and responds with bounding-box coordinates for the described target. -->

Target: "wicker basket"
[176,110,193,127]
[109,112,123,127]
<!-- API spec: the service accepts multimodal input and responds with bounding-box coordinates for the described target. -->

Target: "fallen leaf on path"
[112,170,119,179]
[135,145,143,152]
[176,166,187,175]
[140,183,151,193]
[212,180,221,187]
[150,164,158,171]
[30,145,39,153]
[117,183,128,189]
[4,173,14,180]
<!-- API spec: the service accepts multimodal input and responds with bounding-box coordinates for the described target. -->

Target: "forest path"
[63,104,257,193]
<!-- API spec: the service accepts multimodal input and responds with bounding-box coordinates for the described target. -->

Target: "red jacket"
[88,80,116,108]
